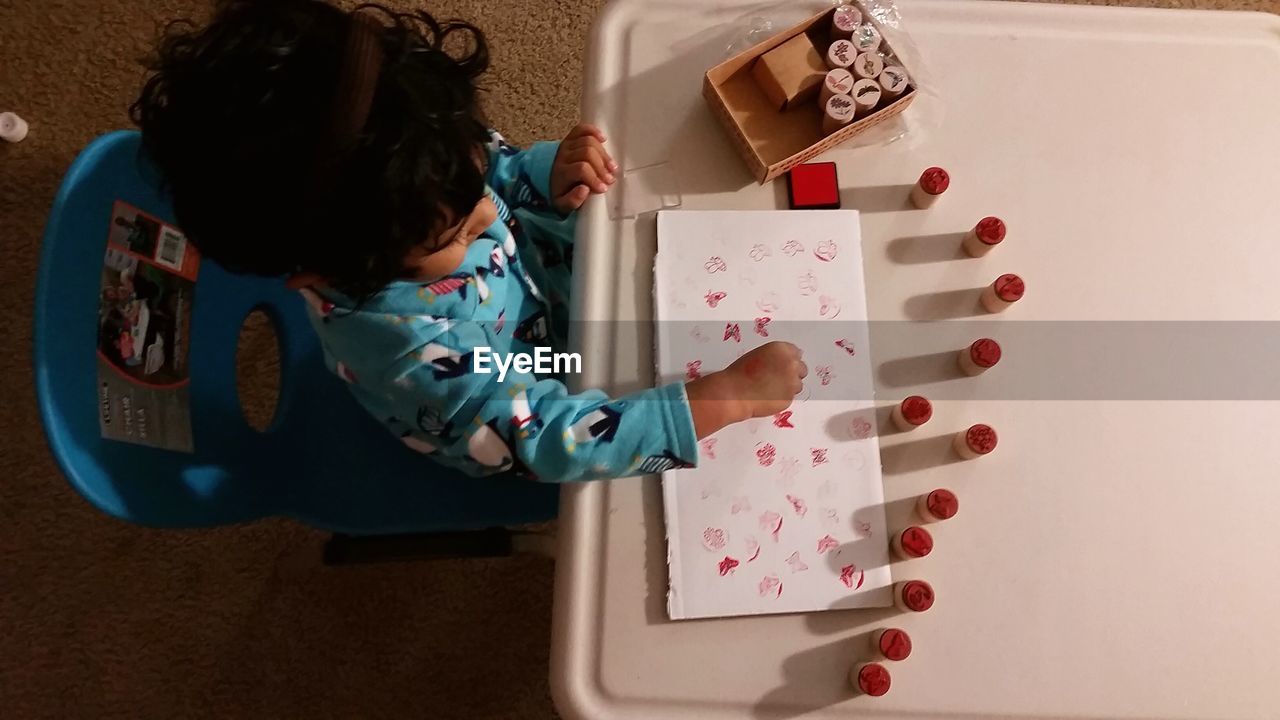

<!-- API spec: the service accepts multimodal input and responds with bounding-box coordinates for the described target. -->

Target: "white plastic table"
[552,1,1280,718]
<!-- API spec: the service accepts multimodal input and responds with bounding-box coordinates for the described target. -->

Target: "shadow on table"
[881,433,964,476]
[839,183,916,214]
[903,286,987,320]
[887,231,970,264]
[878,349,966,388]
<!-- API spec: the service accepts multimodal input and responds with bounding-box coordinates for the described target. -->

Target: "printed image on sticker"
[98,201,201,452]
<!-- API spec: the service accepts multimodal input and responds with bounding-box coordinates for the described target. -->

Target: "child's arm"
[386,324,803,483]
[485,125,615,216]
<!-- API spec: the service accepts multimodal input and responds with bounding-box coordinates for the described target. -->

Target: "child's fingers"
[563,144,614,185]
[566,122,607,143]
[567,135,618,173]
[553,184,591,214]
[563,160,609,194]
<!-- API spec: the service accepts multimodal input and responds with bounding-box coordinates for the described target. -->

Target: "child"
[131,0,805,481]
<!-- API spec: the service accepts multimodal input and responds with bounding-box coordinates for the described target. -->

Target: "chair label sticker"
[97,200,199,452]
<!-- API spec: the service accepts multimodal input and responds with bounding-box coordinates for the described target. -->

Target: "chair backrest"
[34,131,557,533]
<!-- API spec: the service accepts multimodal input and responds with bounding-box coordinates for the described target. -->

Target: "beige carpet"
[1,0,1275,718]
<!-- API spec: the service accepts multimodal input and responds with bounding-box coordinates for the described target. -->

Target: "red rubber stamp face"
[919,167,949,195]
[879,629,912,661]
[899,527,933,557]
[970,339,1001,368]
[927,489,958,520]
[900,396,932,425]
[994,274,1024,302]
[975,216,1006,245]
[966,424,998,454]
[858,663,891,696]
[901,580,935,611]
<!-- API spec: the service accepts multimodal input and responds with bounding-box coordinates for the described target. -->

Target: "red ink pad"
[955,423,997,459]
[894,579,935,613]
[892,395,932,431]
[872,627,912,662]
[892,526,933,560]
[787,162,841,210]
[852,662,892,696]
[917,488,958,523]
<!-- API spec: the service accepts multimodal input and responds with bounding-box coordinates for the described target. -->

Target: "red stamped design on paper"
[704,290,726,308]
[835,339,856,356]
[849,418,873,440]
[704,256,727,274]
[814,240,838,262]
[702,527,729,552]
[816,534,840,554]
[750,244,771,261]
[730,496,751,514]
[798,272,818,296]
[816,366,833,386]
[754,317,771,337]
[818,295,840,318]
[810,448,829,467]
[855,520,872,538]
[755,442,777,467]
[772,411,794,428]
[756,293,780,313]
[782,240,804,256]
[723,323,741,342]
[686,360,702,380]
[822,508,840,528]
[718,556,740,576]
[786,494,808,517]
[745,535,761,562]
[785,552,809,573]
[699,437,717,459]
[839,563,866,589]
[759,575,783,598]
[759,511,783,542]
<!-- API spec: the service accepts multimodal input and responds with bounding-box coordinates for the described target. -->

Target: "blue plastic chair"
[34,130,558,540]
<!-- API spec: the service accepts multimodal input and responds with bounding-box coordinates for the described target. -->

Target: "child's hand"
[551,123,618,214]
[686,342,808,439]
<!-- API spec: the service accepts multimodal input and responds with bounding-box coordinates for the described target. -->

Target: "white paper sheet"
[655,210,892,620]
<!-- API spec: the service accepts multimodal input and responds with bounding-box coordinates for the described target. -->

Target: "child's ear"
[285,272,325,290]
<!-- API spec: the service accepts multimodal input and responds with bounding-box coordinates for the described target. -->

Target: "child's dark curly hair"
[131,0,491,300]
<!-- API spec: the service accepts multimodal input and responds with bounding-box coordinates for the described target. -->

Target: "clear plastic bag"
[722,0,943,151]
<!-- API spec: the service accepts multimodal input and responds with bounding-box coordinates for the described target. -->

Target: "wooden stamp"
[870,628,913,662]
[818,68,854,107]
[894,579,935,613]
[822,93,856,135]
[915,488,958,523]
[980,273,1025,312]
[954,423,997,459]
[853,23,883,54]
[879,65,910,99]
[831,4,862,40]
[958,338,1001,375]
[891,395,932,431]
[826,38,857,71]
[852,52,884,82]
[891,526,934,560]
[910,166,949,208]
[850,78,882,117]
[963,216,1006,257]
[849,662,892,696]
